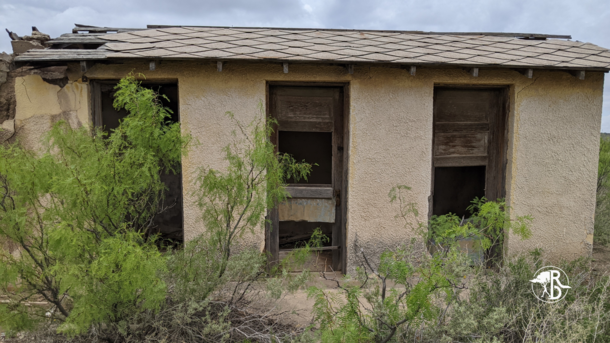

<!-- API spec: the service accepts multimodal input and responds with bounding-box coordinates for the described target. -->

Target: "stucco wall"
[13,72,89,152]
[13,60,604,271]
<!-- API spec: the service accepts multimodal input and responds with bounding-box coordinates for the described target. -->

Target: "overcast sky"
[1,0,609,130]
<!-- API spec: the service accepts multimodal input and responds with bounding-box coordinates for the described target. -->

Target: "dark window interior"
[433,166,486,218]
[101,83,179,132]
[278,131,332,185]
[279,221,333,249]
[99,82,183,245]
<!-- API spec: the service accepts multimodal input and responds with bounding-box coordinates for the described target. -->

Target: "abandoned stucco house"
[1,24,609,273]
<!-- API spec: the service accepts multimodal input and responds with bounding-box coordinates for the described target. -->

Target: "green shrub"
[596,137,610,245]
[428,197,532,264]
[0,73,189,335]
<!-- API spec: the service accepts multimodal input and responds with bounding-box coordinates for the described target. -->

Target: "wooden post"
[217,61,223,72]
[283,62,289,74]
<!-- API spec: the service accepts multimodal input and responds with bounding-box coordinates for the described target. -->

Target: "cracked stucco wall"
[13,60,604,272]
[13,74,89,152]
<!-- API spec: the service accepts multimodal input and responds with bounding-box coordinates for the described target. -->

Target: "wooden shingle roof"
[15,25,610,71]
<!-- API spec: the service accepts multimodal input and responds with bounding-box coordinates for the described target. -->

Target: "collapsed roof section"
[14,24,610,72]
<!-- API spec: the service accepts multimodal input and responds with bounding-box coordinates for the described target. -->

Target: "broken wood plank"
[286,187,333,199]
[281,246,339,252]
[279,234,312,245]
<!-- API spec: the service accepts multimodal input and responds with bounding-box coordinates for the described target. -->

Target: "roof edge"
[71,24,571,40]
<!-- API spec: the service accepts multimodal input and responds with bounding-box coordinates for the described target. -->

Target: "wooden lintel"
[569,70,585,80]
[283,62,289,74]
[409,65,416,76]
[217,61,223,72]
[149,61,156,71]
[346,64,354,75]
[467,67,479,77]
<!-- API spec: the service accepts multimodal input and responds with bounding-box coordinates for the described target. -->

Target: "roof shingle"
[14,26,610,70]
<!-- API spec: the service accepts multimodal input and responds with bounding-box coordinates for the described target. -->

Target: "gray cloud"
[1,0,609,130]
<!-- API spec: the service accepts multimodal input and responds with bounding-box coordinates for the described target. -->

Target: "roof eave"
[14,54,610,73]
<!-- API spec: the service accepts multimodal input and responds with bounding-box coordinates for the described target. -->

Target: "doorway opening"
[92,81,184,247]
[431,86,508,258]
[267,84,348,272]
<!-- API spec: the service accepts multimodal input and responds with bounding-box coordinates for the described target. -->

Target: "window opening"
[278,131,332,185]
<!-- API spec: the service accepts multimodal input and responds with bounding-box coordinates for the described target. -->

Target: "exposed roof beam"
[569,70,586,80]
[516,68,534,78]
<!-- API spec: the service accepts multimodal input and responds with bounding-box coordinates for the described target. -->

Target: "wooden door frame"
[429,84,510,220]
[429,84,510,262]
[265,81,350,273]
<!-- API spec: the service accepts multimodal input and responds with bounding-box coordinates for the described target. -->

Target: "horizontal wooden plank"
[434,155,488,167]
[281,246,339,252]
[434,88,499,123]
[434,132,487,157]
[435,122,489,133]
[278,198,335,222]
[277,95,335,121]
[277,120,333,132]
[286,186,333,198]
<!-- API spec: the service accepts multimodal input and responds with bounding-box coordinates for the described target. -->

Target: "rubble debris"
[5,28,20,40]
[23,29,51,43]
